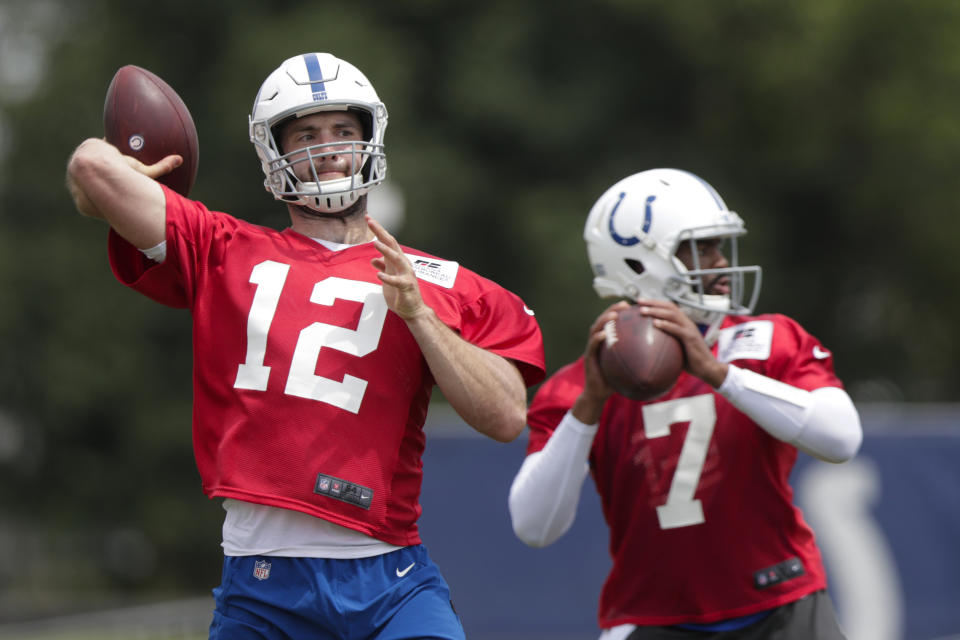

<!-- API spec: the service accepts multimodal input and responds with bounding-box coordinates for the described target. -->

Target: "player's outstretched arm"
[639,298,862,462]
[66,138,180,249]
[367,216,527,442]
[716,366,862,463]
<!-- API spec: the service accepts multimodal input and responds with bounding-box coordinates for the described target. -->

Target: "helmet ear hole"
[625,258,645,275]
[347,106,373,141]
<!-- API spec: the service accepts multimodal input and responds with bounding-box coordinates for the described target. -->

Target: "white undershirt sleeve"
[716,364,862,463]
[139,240,167,263]
[508,412,597,548]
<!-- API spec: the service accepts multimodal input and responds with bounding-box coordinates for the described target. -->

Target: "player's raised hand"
[367,216,428,321]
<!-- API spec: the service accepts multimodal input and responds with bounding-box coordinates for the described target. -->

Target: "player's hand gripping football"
[119,147,183,181]
[636,298,728,388]
[571,300,631,424]
[367,216,428,321]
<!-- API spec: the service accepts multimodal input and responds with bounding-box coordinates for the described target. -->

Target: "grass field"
[0,596,212,640]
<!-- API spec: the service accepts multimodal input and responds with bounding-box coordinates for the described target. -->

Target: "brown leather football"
[104,65,199,196]
[597,305,684,401]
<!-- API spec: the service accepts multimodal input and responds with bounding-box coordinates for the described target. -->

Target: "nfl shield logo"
[253,559,272,581]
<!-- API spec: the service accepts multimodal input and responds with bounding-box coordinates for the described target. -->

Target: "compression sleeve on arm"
[716,364,862,463]
[508,412,597,547]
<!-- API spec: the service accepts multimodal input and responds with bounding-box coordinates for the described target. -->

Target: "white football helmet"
[249,53,388,213]
[584,168,762,337]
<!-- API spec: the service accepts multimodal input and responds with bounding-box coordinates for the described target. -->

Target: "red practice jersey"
[109,186,545,546]
[526,314,842,627]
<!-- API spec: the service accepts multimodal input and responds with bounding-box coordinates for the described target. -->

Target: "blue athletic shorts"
[209,544,465,640]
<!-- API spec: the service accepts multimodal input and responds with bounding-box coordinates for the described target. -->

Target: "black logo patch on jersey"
[753,556,805,589]
[314,472,373,510]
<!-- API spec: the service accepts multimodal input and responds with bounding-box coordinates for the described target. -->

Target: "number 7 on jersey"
[642,394,716,529]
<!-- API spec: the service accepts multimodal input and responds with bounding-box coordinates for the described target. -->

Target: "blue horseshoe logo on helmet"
[608,192,654,246]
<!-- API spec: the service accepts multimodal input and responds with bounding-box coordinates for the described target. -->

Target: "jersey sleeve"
[719,314,844,391]
[764,314,844,391]
[525,360,585,454]
[107,185,229,309]
[107,227,189,308]
[458,288,545,386]
[416,261,545,387]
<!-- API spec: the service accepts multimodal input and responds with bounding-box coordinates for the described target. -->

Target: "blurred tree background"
[1,0,959,621]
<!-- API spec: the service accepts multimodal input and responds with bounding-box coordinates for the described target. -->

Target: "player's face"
[278,111,366,182]
[676,238,730,295]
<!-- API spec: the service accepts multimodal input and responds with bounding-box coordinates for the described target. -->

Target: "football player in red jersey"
[509,169,861,639]
[66,52,544,640]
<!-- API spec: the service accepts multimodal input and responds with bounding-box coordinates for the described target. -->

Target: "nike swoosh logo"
[523,305,535,316]
[813,346,830,359]
[396,562,415,578]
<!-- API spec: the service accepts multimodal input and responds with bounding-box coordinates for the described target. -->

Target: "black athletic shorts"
[625,590,846,640]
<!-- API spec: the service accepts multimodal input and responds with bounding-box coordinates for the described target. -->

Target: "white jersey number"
[642,394,716,529]
[233,260,388,414]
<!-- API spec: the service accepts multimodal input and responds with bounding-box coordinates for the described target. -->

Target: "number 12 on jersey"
[233,260,388,414]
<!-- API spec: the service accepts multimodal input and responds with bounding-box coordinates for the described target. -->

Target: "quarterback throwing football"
[509,169,861,639]
[67,53,545,639]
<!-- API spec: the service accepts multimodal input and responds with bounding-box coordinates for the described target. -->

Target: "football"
[103,65,199,196]
[597,305,684,401]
